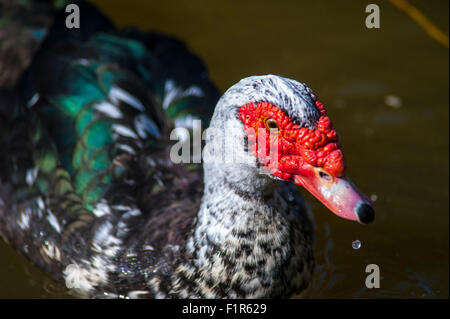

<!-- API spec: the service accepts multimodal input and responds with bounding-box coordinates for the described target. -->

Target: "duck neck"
[180,163,302,297]
[196,162,280,243]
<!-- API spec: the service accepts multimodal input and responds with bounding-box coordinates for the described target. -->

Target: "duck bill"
[293,168,374,224]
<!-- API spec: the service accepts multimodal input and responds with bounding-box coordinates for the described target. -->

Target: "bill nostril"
[355,202,375,224]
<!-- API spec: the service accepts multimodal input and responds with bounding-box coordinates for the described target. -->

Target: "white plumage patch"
[111,124,139,139]
[94,101,123,119]
[63,218,123,295]
[63,258,114,295]
[121,208,141,219]
[46,210,61,233]
[109,86,145,111]
[142,245,154,251]
[63,263,95,293]
[92,201,111,217]
[37,197,45,210]
[26,93,40,108]
[162,79,204,110]
[41,240,61,261]
[110,204,132,211]
[116,144,136,155]
[134,114,160,138]
[25,168,38,186]
[18,208,31,230]
[116,221,128,238]
[93,221,114,244]
[93,220,122,257]
[127,290,150,299]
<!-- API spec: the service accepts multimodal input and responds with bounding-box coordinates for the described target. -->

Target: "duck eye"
[319,171,332,182]
[265,118,279,130]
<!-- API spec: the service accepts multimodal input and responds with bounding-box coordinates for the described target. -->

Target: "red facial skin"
[238,101,344,178]
[238,99,373,223]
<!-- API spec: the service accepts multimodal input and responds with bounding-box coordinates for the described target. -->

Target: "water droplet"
[370,194,378,202]
[352,240,361,250]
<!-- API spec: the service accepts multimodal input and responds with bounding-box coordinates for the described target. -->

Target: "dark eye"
[319,171,332,182]
[265,118,279,130]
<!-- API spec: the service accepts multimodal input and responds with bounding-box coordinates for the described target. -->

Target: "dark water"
[0,0,448,298]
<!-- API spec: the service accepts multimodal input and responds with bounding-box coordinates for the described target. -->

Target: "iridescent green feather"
[4,2,219,236]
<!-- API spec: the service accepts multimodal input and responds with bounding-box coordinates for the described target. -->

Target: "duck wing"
[0,2,218,296]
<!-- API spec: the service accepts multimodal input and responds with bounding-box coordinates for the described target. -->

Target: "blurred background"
[0,0,448,298]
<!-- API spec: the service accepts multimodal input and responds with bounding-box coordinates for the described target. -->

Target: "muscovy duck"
[0,2,374,298]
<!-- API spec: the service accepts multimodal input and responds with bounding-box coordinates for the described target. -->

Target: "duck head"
[206,75,374,224]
